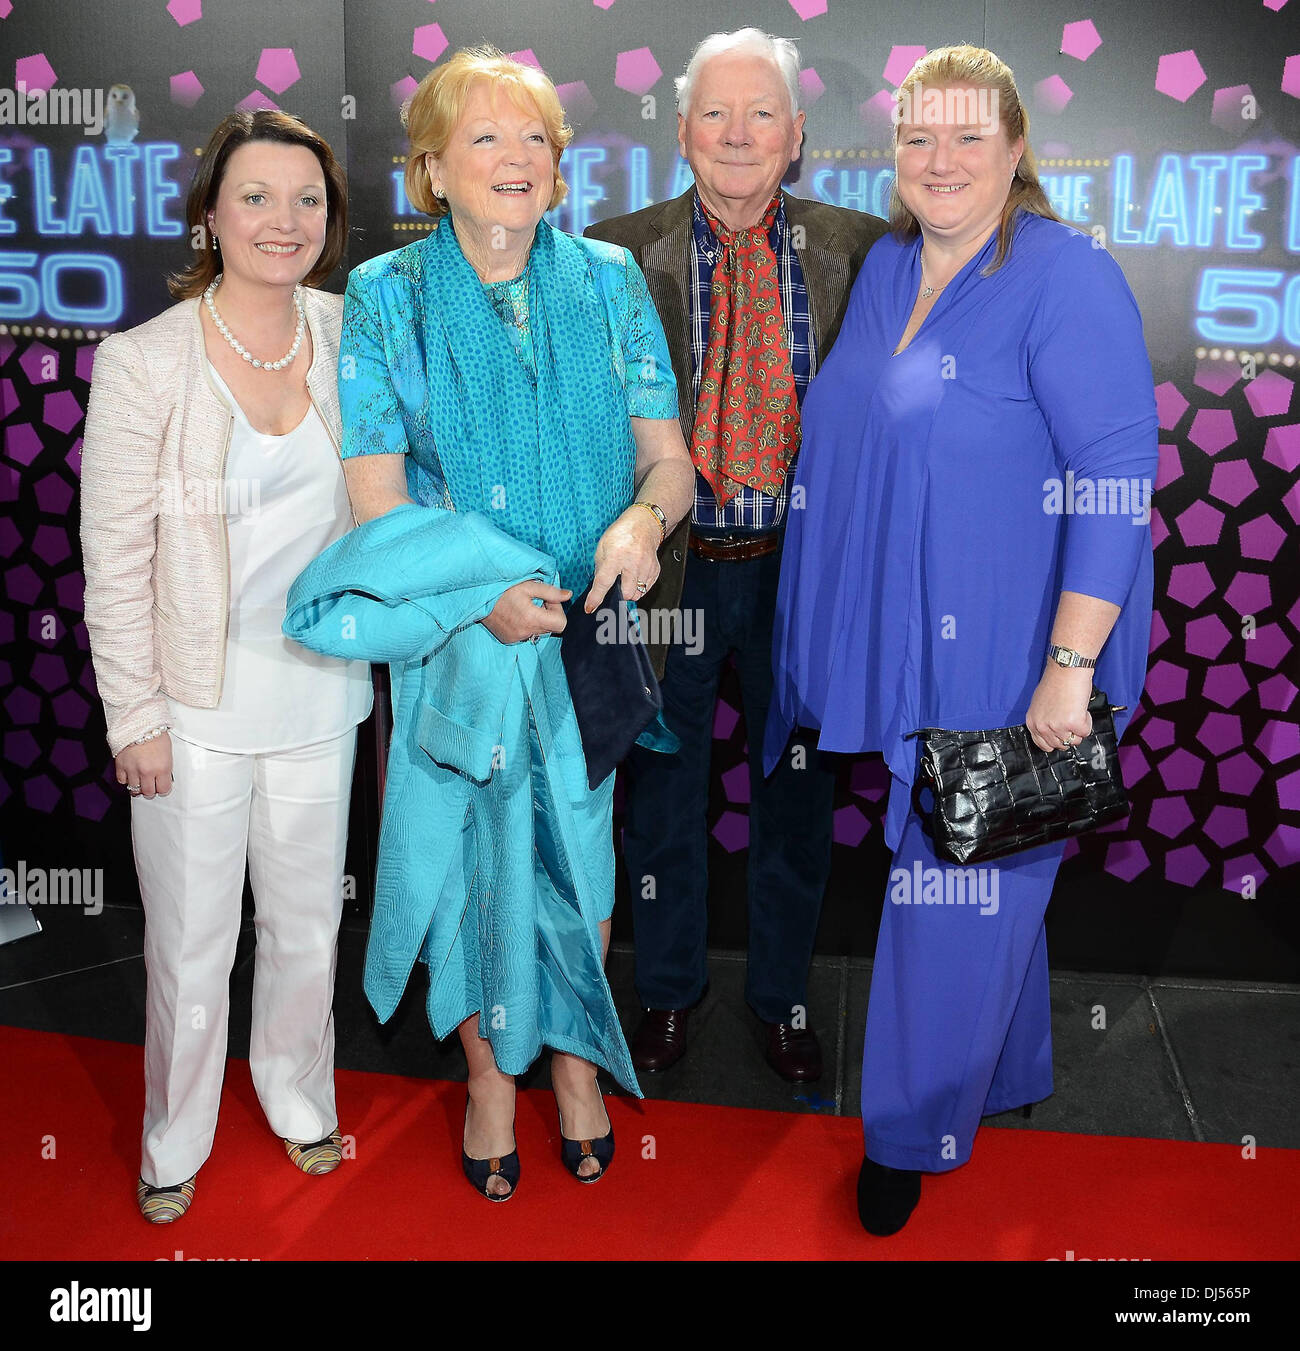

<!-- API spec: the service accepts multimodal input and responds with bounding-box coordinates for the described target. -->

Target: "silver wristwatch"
[1047,644,1097,670]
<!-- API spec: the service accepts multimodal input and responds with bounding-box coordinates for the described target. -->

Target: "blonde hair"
[402,45,573,218]
[889,44,1062,272]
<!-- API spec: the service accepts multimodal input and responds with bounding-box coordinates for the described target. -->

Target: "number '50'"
[0,251,123,324]
[1195,268,1300,346]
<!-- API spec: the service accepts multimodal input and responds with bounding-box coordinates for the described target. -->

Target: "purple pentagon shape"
[55,572,83,613]
[170,71,204,108]
[42,389,83,434]
[413,22,449,64]
[1118,741,1150,784]
[789,0,830,19]
[883,46,927,86]
[4,730,39,768]
[66,439,82,474]
[1104,839,1149,882]
[1263,823,1300,866]
[799,69,826,106]
[1211,85,1256,133]
[50,738,87,777]
[31,524,71,567]
[859,90,897,125]
[1149,610,1170,653]
[1156,747,1205,792]
[19,341,57,384]
[1184,613,1232,660]
[1278,768,1300,810]
[1259,672,1298,712]
[1060,20,1101,61]
[1259,718,1300,764]
[0,517,18,557]
[1263,423,1300,472]
[1187,408,1236,455]
[1139,715,1176,751]
[1284,53,1300,100]
[1223,570,1270,617]
[75,343,96,383]
[1144,658,1188,704]
[1166,561,1215,608]
[1150,511,1170,549]
[6,686,40,725]
[1198,711,1242,756]
[711,810,749,853]
[1035,75,1073,114]
[14,54,57,93]
[720,763,750,805]
[25,773,59,813]
[390,76,418,111]
[615,47,663,96]
[1205,805,1250,848]
[594,0,616,9]
[1284,481,1300,527]
[4,563,42,605]
[1156,50,1207,103]
[1061,837,1080,861]
[0,379,14,417]
[0,0,12,18]
[34,474,74,517]
[1207,459,1257,508]
[1241,622,1288,669]
[555,81,597,123]
[73,781,111,822]
[1174,499,1224,547]
[850,756,889,800]
[1154,381,1188,429]
[4,423,42,466]
[256,49,301,96]
[30,652,67,690]
[1222,854,1266,894]
[1201,662,1249,708]
[1244,369,1294,418]
[52,688,90,728]
[1238,514,1285,561]
[834,804,870,847]
[1165,842,1209,886]
[1192,356,1240,397]
[167,0,201,25]
[236,90,279,113]
[713,697,739,739]
[1148,796,1193,838]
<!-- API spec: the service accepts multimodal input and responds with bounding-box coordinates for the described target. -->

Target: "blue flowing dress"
[766,211,1158,1168]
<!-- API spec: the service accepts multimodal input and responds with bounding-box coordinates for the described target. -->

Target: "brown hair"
[403,45,572,218]
[168,110,348,299]
[889,44,1063,273]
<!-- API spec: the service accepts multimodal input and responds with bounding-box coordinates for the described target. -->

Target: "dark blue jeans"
[621,541,834,1024]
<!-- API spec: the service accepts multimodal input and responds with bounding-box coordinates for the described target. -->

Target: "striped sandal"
[283,1129,344,1175]
[136,1175,196,1224]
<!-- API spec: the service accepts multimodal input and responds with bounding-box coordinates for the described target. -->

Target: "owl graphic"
[104,84,140,144]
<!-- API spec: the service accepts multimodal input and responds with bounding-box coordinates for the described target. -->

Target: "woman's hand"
[483,580,571,644]
[114,733,174,800]
[585,507,662,613]
[1025,665,1094,754]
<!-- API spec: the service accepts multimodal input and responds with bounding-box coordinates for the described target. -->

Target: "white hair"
[675,27,802,118]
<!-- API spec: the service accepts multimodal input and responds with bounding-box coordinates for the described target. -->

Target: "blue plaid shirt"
[689,192,817,536]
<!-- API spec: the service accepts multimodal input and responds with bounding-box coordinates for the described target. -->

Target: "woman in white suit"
[80,111,371,1223]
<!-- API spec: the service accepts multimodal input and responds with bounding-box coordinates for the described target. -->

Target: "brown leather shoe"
[764,1020,823,1082]
[630,1007,693,1073]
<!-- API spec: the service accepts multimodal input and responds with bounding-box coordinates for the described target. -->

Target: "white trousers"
[130,729,357,1187]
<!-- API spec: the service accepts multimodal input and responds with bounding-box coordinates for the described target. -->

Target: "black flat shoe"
[856,1154,921,1236]
[559,1105,614,1184]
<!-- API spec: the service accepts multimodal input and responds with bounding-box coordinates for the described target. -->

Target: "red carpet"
[1,1026,1293,1261]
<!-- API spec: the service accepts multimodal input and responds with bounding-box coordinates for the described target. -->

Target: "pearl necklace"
[203,274,305,371]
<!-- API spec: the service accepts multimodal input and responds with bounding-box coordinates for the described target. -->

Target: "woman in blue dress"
[285,47,693,1201]
[766,45,1158,1234]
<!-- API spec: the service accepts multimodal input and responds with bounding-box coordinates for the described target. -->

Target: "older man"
[587,28,887,1080]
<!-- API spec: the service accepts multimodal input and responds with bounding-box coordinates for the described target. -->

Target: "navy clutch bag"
[560,578,663,789]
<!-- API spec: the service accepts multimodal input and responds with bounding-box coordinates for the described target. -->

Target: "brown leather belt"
[689,531,780,562]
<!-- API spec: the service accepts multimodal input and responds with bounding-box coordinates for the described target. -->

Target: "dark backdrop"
[1,0,1297,979]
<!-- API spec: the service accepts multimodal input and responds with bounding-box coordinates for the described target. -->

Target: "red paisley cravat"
[689,194,800,507]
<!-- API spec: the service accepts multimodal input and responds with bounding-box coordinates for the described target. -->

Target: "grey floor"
[2,899,1298,1150]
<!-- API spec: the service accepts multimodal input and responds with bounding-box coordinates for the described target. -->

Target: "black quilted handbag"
[909,688,1130,864]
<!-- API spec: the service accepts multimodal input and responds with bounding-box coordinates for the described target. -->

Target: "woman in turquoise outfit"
[284,47,694,1200]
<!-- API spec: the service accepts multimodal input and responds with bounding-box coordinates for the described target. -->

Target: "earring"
[433,188,445,201]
